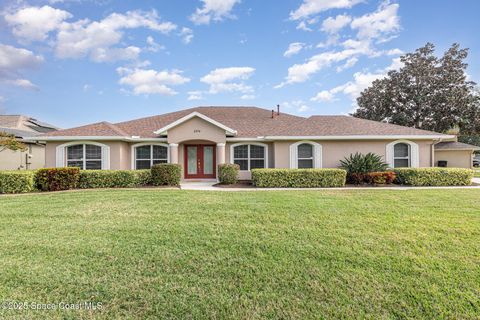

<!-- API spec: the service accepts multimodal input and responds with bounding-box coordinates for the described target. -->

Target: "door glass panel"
[203,146,213,175]
[187,146,197,175]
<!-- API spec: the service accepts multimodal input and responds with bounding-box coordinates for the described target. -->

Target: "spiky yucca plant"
[339,152,389,184]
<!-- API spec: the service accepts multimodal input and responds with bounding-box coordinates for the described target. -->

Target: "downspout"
[431,138,442,167]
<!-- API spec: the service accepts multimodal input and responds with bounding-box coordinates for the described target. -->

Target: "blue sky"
[0,0,479,128]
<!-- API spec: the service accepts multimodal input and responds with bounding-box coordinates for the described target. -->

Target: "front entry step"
[180,179,217,190]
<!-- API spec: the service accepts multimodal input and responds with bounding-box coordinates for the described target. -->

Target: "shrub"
[151,164,181,186]
[218,163,239,184]
[0,171,36,193]
[364,171,396,185]
[132,170,152,186]
[394,168,473,186]
[251,168,346,188]
[339,152,389,184]
[78,170,152,189]
[35,167,80,191]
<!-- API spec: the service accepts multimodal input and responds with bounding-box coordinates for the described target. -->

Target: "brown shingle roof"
[281,115,445,137]
[45,121,128,137]
[42,106,451,138]
[435,141,480,150]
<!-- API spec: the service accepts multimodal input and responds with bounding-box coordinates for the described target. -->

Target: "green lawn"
[0,189,479,319]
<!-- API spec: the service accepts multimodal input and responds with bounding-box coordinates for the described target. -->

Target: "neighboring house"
[0,115,58,170]
[27,106,479,180]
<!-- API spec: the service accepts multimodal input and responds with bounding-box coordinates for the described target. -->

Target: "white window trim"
[230,142,268,171]
[386,140,419,168]
[56,141,110,170]
[289,141,322,169]
[131,142,170,169]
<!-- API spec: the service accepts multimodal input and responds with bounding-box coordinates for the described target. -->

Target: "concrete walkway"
[178,179,480,191]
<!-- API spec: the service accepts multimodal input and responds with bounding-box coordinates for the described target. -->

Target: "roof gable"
[153,111,237,135]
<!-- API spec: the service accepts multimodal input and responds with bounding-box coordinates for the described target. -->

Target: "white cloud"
[321,14,351,33]
[290,0,363,20]
[282,100,311,113]
[55,10,177,62]
[336,57,358,72]
[311,90,334,102]
[279,2,402,88]
[240,94,255,100]
[276,45,370,87]
[296,21,312,31]
[350,2,400,40]
[187,90,204,100]
[4,78,38,89]
[0,44,43,89]
[190,0,241,25]
[180,27,194,44]
[117,67,190,95]
[284,42,305,58]
[4,5,72,42]
[146,36,165,52]
[200,67,255,94]
[311,56,403,102]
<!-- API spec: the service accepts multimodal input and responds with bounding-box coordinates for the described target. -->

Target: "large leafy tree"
[353,43,480,135]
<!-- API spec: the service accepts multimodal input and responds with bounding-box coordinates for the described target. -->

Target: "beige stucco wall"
[434,150,473,168]
[273,140,433,169]
[43,137,439,179]
[167,117,226,144]
[0,143,45,170]
[45,141,131,169]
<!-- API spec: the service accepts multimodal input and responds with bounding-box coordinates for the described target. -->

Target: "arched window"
[393,143,410,168]
[66,144,102,170]
[386,140,419,168]
[289,141,322,169]
[231,143,267,171]
[133,144,168,169]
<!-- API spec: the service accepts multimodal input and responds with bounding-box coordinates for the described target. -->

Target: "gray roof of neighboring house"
[40,106,453,139]
[0,127,42,138]
[435,141,480,151]
[0,115,59,134]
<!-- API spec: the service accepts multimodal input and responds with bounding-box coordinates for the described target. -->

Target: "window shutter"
[55,145,65,167]
[410,143,419,168]
[101,145,110,169]
[289,144,298,169]
[314,144,322,168]
[385,143,394,168]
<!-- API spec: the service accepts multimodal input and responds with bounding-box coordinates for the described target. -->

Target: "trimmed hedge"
[151,164,181,186]
[0,171,36,194]
[251,168,346,188]
[218,164,239,185]
[364,171,396,185]
[78,170,152,189]
[394,168,474,186]
[35,167,80,191]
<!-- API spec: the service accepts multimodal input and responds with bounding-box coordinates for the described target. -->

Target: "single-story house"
[27,106,479,180]
[0,115,58,170]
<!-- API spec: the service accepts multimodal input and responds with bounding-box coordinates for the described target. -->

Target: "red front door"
[184,145,216,179]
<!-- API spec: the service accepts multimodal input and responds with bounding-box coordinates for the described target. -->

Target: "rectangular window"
[297,143,314,169]
[233,144,266,171]
[66,144,103,170]
[298,159,313,169]
[134,145,168,169]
